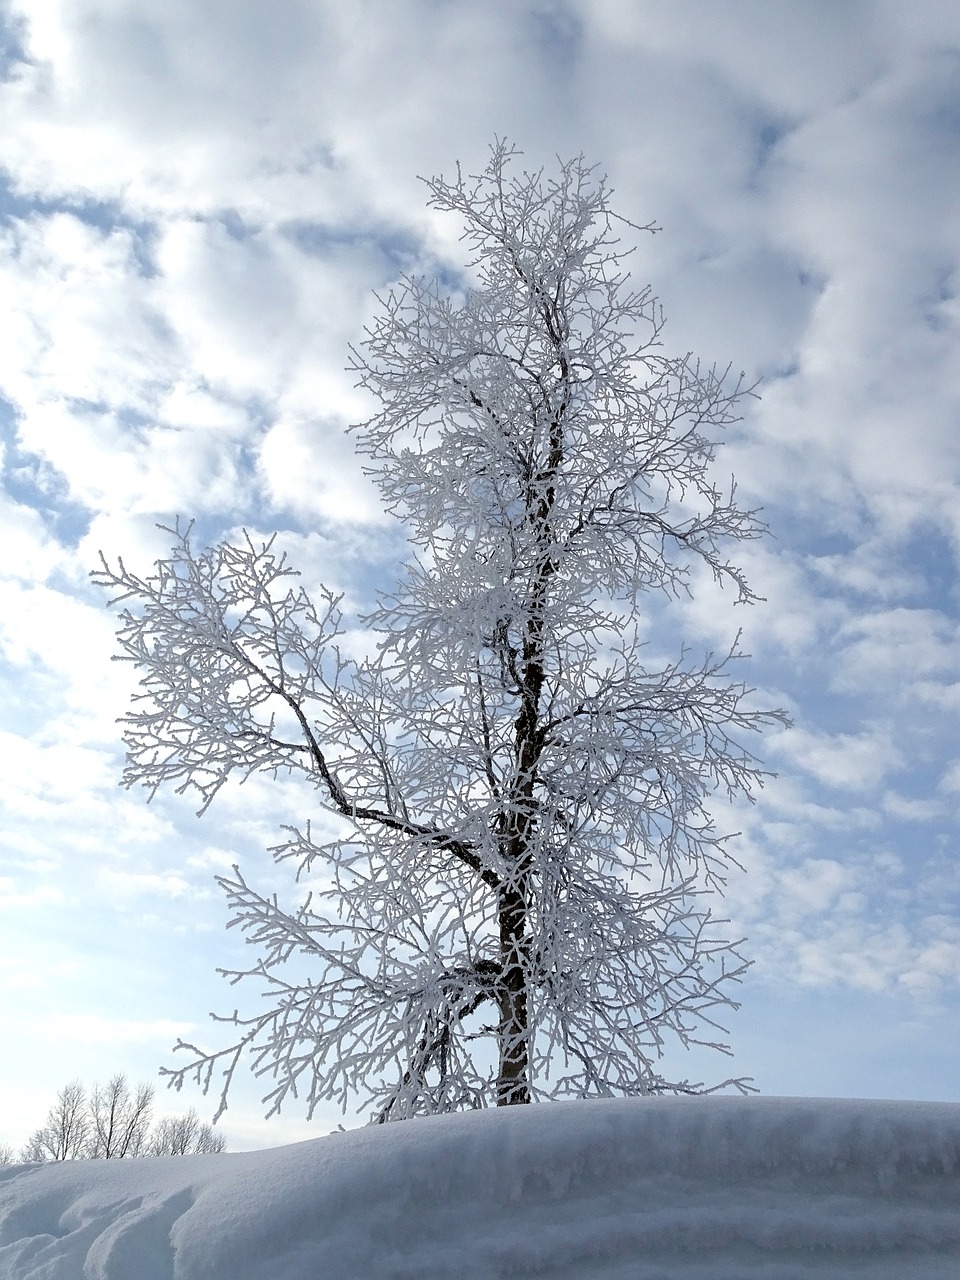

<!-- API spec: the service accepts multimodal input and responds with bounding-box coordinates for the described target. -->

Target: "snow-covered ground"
[1,1096,959,1279]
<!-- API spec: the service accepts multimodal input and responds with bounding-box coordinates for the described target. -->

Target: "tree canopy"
[97,142,785,1123]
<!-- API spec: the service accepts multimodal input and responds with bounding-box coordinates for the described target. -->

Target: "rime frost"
[95,143,786,1122]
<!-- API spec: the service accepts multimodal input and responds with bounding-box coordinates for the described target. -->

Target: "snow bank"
[1,1096,959,1278]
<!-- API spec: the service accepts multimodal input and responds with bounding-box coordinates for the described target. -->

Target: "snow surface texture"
[1,1097,959,1279]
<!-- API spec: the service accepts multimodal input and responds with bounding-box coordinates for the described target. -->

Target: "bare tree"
[88,1074,154,1158]
[16,1078,225,1160]
[0,1143,15,1165]
[96,142,786,1123]
[148,1108,226,1156]
[20,1081,89,1161]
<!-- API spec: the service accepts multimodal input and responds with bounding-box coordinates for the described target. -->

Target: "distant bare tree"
[148,1108,226,1155]
[21,1081,89,1161]
[88,1075,154,1158]
[0,1143,15,1164]
[17,1077,225,1160]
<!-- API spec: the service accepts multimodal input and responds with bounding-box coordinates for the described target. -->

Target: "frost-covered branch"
[94,525,501,891]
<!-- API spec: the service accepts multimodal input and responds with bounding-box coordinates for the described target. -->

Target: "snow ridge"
[1,1097,958,1278]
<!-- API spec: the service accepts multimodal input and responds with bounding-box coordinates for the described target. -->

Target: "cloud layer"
[0,0,957,1147]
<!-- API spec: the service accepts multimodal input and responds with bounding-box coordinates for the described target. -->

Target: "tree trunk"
[497,886,531,1105]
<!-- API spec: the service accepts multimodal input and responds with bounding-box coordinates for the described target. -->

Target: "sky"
[0,0,958,1154]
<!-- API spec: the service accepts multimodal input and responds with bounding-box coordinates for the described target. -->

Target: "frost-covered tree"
[96,143,785,1123]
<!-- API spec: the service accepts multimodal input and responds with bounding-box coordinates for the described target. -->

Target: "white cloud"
[0,212,164,412]
[257,417,384,525]
[804,540,922,603]
[97,869,199,900]
[899,929,960,995]
[751,56,960,537]
[0,878,64,909]
[674,543,847,661]
[771,724,903,793]
[0,493,60,584]
[582,0,892,114]
[776,857,860,916]
[882,791,946,822]
[790,921,914,993]
[36,1012,195,1045]
[832,608,959,695]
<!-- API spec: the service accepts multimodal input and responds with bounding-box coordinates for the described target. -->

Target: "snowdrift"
[1,1096,959,1278]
